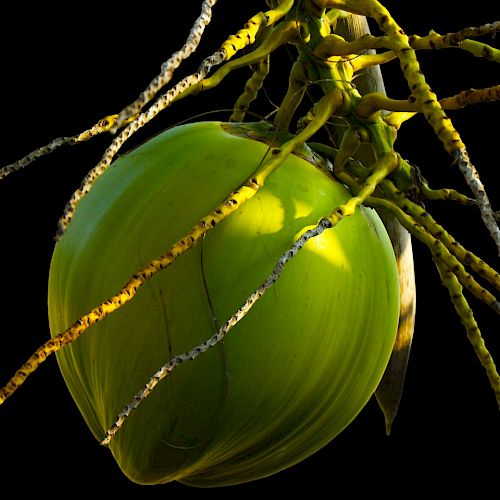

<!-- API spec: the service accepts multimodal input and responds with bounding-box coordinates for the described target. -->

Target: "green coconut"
[48,121,400,486]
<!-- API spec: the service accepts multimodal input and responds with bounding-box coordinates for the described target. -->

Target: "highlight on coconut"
[0,0,498,488]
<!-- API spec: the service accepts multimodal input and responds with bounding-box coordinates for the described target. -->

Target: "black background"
[0,1,499,497]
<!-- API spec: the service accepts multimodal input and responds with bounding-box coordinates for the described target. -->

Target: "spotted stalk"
[409,23,500,61]
[0,114,135,181]
[419,183,475,205]
[439,85,500,110]
[220,0,294,60]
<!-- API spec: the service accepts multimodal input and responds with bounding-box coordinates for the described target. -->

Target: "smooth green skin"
[48,122,400,486]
